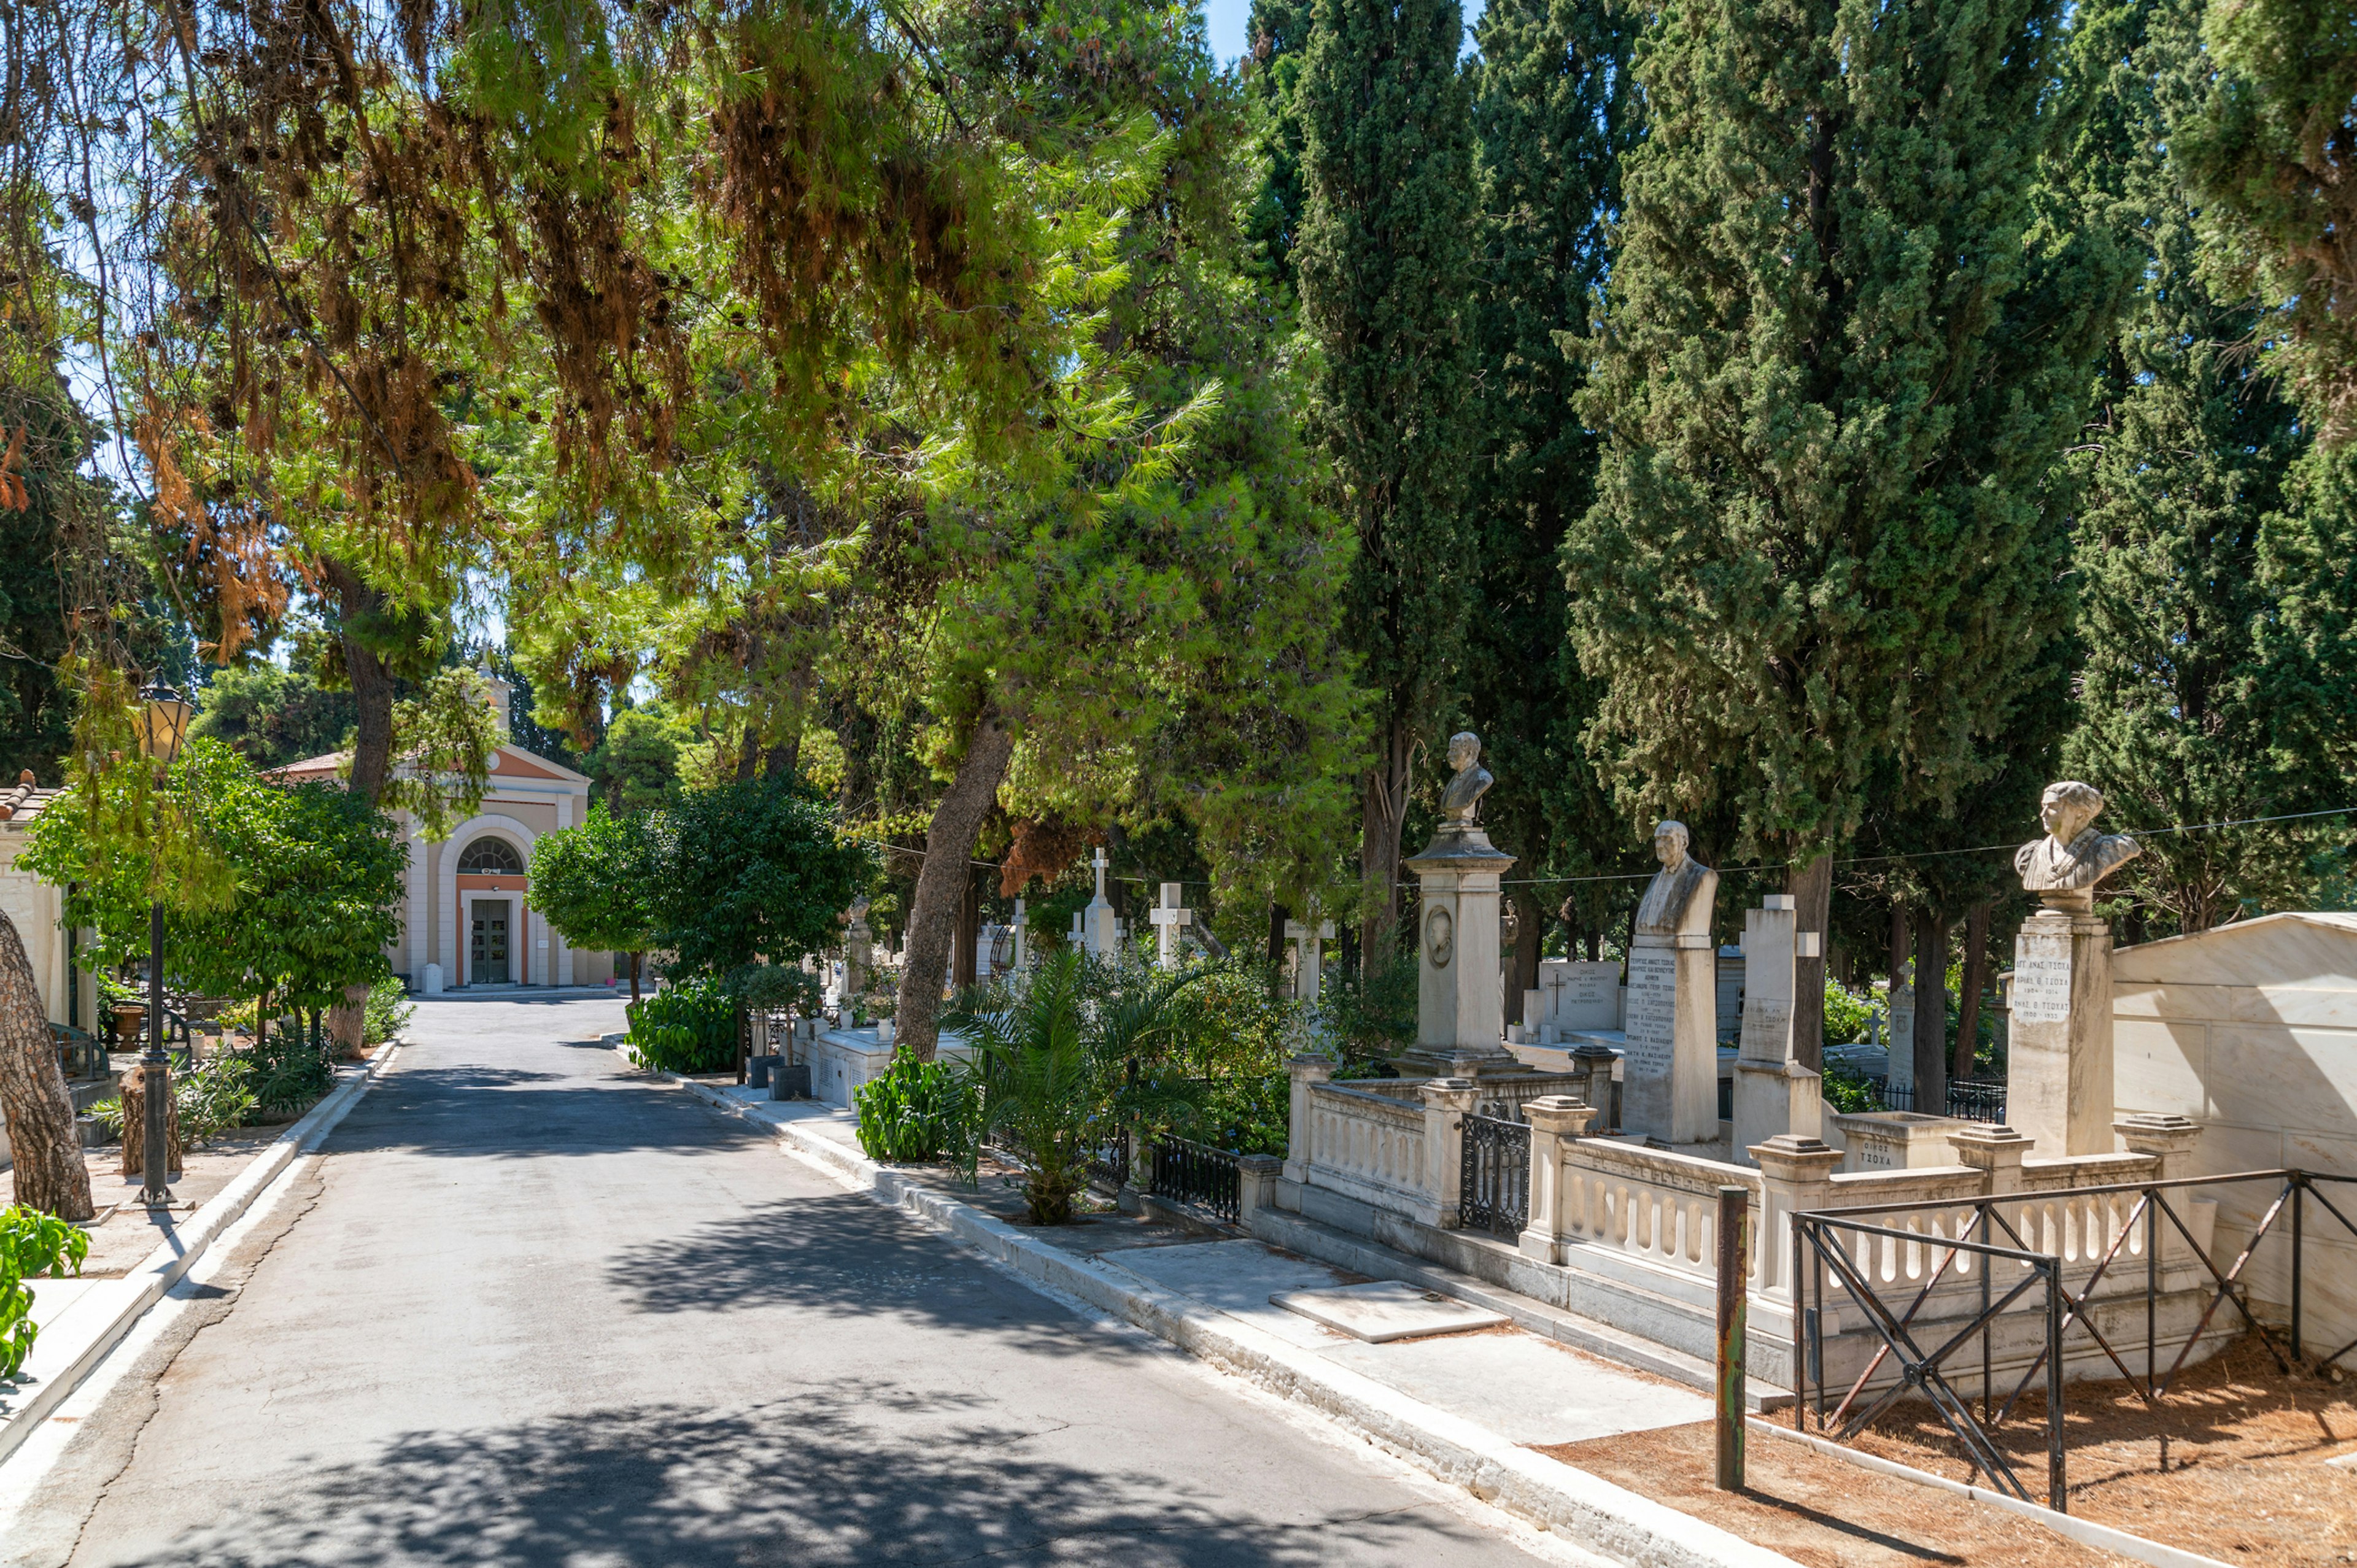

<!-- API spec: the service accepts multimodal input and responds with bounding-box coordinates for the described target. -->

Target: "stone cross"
[1282,913,1336,1003]
[1150,882,1192,970]
[1082,848,1120,959]
[1543,967,1571,1038]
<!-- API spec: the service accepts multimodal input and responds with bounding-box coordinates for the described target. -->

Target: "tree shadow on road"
[323,1065,773,1161]
[87,1385,1487,1567]
[603,1192,1144,1356]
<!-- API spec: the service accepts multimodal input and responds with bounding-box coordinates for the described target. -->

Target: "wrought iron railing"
[1870,1078,2007,1122]
[1792,1168,2357,1512]
[1086,1130,1131,1192]
[1150,1134,1240,1223]
[1460,1112,1530,1237]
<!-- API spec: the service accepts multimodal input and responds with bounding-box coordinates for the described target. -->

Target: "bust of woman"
[2015,781,2141,910]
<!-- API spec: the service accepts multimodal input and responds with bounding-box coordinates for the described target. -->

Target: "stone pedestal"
[1624,934,1720,1146]
[1518,1095,1601,1264]
[1732,896,1825,1164]
[2009,906,2117,1156]
[1417,1077,1480,1227]
[1832,1110,1960,1172]
[1394,825,1522,1080]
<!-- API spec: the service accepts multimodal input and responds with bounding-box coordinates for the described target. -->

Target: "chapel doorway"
[472,900,513,984]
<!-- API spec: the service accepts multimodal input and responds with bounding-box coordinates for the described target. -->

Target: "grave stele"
[1622,820,1721,1147]
[1012,896,1028,970]
[1150,881,1193,970]
[845,901,873,999]
[1395,733,1522,1079]
[1083,847,1120,960]
[1283,912,1335,1003]
[2009,781,2142,1156]
[1732,895,1825,1165]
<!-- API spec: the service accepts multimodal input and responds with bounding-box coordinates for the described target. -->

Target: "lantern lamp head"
[137,682,192,766]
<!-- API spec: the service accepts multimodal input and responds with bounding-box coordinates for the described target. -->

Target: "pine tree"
[1295,0,1480,957]
[2064,0,2312,937]
[1463,0,1641,1005]
[1566,0,2131,1063]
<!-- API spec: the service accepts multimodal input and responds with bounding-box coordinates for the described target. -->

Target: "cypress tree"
[2063,0,2312,936]
[1565,0,2131,1064]
[1241,0,1317,290]
[1295,0,1479,957]
[1463,0,1641,1005]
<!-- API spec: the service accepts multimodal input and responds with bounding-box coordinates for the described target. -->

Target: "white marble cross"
[1282,913,1336,1004]
[1082,847,1120,959]
[1149,882,1192,969]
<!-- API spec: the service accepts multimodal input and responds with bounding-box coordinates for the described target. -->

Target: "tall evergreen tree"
[1565,0,2131,1064]
[1296,0,1480,957]
[2064,0,2312,937]
[1464,0,1641,1007]
[1241,0,1317,290]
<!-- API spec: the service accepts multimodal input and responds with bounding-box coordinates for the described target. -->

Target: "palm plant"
[945,951,1205,1224]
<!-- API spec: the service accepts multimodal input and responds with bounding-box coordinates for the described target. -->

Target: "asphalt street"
[15,995,1574,1567]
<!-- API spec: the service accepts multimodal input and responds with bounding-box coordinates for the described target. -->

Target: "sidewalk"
[0,1048,399,1468]
[660,1071,2226,1568]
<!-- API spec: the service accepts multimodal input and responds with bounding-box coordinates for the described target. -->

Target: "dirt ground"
[1830,1334,2357,1564]
[1542,1420,2146,1566]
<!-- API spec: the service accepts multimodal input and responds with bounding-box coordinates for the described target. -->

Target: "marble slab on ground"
[1271,1280,1509,1343]
[1110,1239,1355,1348]
[1318,1331,1713,1445]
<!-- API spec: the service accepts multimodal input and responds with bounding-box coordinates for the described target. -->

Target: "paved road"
[19,997,1569,1567]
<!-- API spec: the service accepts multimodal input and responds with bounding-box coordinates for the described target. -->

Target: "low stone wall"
[800,1026,972,1109]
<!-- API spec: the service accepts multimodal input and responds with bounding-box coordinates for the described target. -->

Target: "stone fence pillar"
[1237,1154,1283,1231]
[1948,1122,2034,1197]
[1519,1094,1598,1265]
[1752,1134,1841,1294]
[2116,1113,2204,1269]
[1571,1043,1618,1132]
[1418,1077,1479,1229]
[1283,1055,1335,1188]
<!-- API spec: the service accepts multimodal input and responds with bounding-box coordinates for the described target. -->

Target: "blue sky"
[1199,0,1485,66]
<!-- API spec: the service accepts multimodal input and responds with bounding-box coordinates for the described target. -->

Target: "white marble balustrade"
[1301,1081,1430,1214]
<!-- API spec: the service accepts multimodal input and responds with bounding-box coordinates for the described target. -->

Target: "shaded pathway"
[44,997,1565,1567]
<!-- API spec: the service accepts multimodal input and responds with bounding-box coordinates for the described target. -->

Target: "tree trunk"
[952,869,979,990]
[628,951,643,1007]
[1359,719,1414,976]
[1266,904,1290,997]
[320,557,396,804]
[1887,900,1911,990]
[1912,906,1951,1113]
[893,709,1015,1061]
[328,979,370,1059]
[117,1061,184,1179]
[1951,900,1991,1086]
[1785,846,1833,1071]
[1506,884,1542,1026]
[0,911,93,1219]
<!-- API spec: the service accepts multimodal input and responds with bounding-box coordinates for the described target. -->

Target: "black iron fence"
[1086,1130,1131,1192]
[1460,1113,1530,1238]
[1871,1078,2008,1122]
[1792,1168,2357,1512]
[1150,1135,1240,1223]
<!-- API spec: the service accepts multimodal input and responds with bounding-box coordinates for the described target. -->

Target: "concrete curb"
[659,1070,1797,1568]
[1747,1418,2234,1568]
[0,1043,401,1469]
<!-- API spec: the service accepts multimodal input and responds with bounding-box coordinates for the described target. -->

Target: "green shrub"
[624,980,737,1073]
[180,1053,258,1143]
[854,1050,977,1165]
[247,1027,336,1120]
[1,1205,90,1380]
[1822,1059,1886,1114]
[363,978,414,1046]
[1824,978,1880,1046]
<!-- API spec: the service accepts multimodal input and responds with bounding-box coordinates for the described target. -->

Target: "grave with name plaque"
[1620,821,1721,1148]
[2010,781,2143,1155]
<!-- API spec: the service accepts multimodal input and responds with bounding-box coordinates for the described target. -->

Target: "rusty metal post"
[1717,1184,1749,1490]
[2046,1260,2067,1511]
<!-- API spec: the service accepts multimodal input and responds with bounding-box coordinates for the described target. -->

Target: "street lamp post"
[136,684,191,1209]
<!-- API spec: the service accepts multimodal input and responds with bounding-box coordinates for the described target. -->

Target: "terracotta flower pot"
[112,1004,147,1043]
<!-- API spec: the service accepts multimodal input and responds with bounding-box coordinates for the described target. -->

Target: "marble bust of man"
[2015,781,2141,906]
[1437,731,1493,827]
[1635,820,1716,937]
